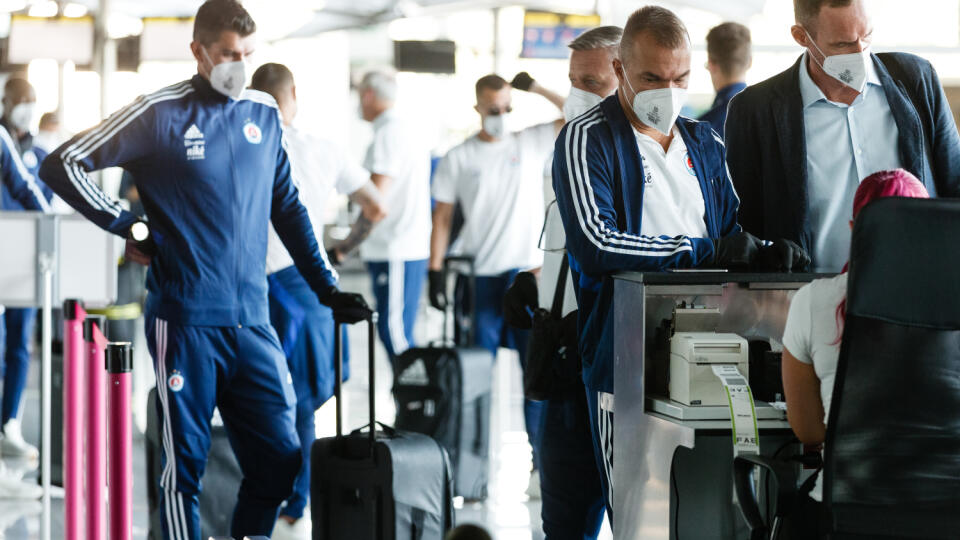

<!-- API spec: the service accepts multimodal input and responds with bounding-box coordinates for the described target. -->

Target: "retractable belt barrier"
[63,299,134,540]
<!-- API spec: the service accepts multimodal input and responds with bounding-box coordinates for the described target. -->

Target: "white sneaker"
[0,462,42,499]
[1,419,39,460]
[525,469,541,500]
[271,515,311,540]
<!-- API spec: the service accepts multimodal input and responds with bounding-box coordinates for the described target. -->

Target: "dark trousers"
[0,307,36,425]
[540,385,606,539]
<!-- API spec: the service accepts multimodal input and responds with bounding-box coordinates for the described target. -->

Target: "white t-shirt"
[266,126,369,275]
[432,122,556,276]
[360,110,432,262]
[782,273,848,501]
[635,127,709,239]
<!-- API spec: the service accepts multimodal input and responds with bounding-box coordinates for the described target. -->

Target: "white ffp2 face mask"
[804,29,870,93]
[563,87,604,122]
[622,71,686,135]
[202,48,247,100]
[482,113,507,139]
[9,103,36,132]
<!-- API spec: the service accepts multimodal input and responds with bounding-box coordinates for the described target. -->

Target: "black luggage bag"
[392,256,494,501]
[311,315,454,540]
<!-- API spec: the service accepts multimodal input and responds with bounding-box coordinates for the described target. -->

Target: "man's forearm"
[332,214,374,258]
[531,81,566,111]
[429,204,454,270]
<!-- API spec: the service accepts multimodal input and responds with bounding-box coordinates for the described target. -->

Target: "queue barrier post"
[62,299,85,540]
[83,315,108,540]
[106,341,134,540]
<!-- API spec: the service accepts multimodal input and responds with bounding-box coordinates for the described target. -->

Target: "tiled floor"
[2,267,612,539]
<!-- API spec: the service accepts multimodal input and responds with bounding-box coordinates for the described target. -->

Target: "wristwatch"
[129,221,150,242]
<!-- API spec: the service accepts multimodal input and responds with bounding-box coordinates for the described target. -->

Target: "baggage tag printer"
[668,306,749,407]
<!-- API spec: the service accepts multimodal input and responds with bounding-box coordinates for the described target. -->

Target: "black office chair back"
[824,198,960,538]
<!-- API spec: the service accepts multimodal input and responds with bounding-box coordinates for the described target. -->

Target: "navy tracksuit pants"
[146,314,301,540]
[0,307,36,425]
[539,383,607,539]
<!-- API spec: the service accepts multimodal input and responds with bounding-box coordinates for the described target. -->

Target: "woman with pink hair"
[780,168,930,509]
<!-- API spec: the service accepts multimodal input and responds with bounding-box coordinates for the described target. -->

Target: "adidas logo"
[184,124,204,140]
[397,359,429,386]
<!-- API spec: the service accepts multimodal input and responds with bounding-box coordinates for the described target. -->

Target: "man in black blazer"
[725,0,960,271]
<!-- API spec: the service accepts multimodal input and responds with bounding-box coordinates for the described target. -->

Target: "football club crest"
[168,370,185,392]
[684,151,696,176]
[243,121,262,144]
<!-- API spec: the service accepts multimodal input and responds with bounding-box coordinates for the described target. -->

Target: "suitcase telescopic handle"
[333,313,378,453]
[442,255,476,347]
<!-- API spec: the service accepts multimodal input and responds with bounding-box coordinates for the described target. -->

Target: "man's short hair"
[193,0,256,46]
[706,22,752,77]
[568,25,623,58]
[358,69,397,103]
[39,112,60,130]
[4,77,32,98]
[250,63,294,101]
[794,0,854,27]
[620,6,690,61]
[475,74,508,100]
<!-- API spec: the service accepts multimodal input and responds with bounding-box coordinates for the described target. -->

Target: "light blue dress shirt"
[799,52,902,272]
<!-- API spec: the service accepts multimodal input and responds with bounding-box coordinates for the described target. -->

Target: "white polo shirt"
[635,126,709,239]
[360,109,433,262]
[432,122,556,276]
[266,125,369,275]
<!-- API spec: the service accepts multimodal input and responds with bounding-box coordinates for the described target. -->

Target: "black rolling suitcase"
[392,256,494,501]
[311,315,454,540]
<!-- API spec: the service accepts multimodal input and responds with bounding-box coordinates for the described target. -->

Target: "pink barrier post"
[84,316,108,540]
[62,299,86,540]
[106,342,133,540]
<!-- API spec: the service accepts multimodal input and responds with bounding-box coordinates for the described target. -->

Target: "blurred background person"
[251,62,385,540]
[31,112,63,155]
[429,71,564,496]
[504,25,622,538]
[0,77,51,464]
[698,22,751,138]
[356,69,432,363]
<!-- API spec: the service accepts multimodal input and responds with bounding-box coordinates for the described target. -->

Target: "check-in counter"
[611,272,828,540]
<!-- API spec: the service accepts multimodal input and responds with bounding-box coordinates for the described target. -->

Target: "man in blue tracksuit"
[552,7,805,521]
[38,2,370,538]
[0,77,52,461]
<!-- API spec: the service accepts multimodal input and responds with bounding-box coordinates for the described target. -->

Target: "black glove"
[757,239,810,273]
[428,270,447,311]
[326,247,342,266]
[502,272,539,330]
[711,232,763,270]
[510,72,535,92]
[321,289,372,324]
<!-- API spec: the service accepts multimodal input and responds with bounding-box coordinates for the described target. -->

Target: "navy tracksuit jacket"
[552,95,742,515]
[40,74,336,539]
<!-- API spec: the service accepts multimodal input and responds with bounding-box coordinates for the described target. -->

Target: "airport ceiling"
[66,0,768,37]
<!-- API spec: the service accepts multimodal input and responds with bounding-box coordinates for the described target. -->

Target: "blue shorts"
[268,265,348,409]
[366,259,427,360]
